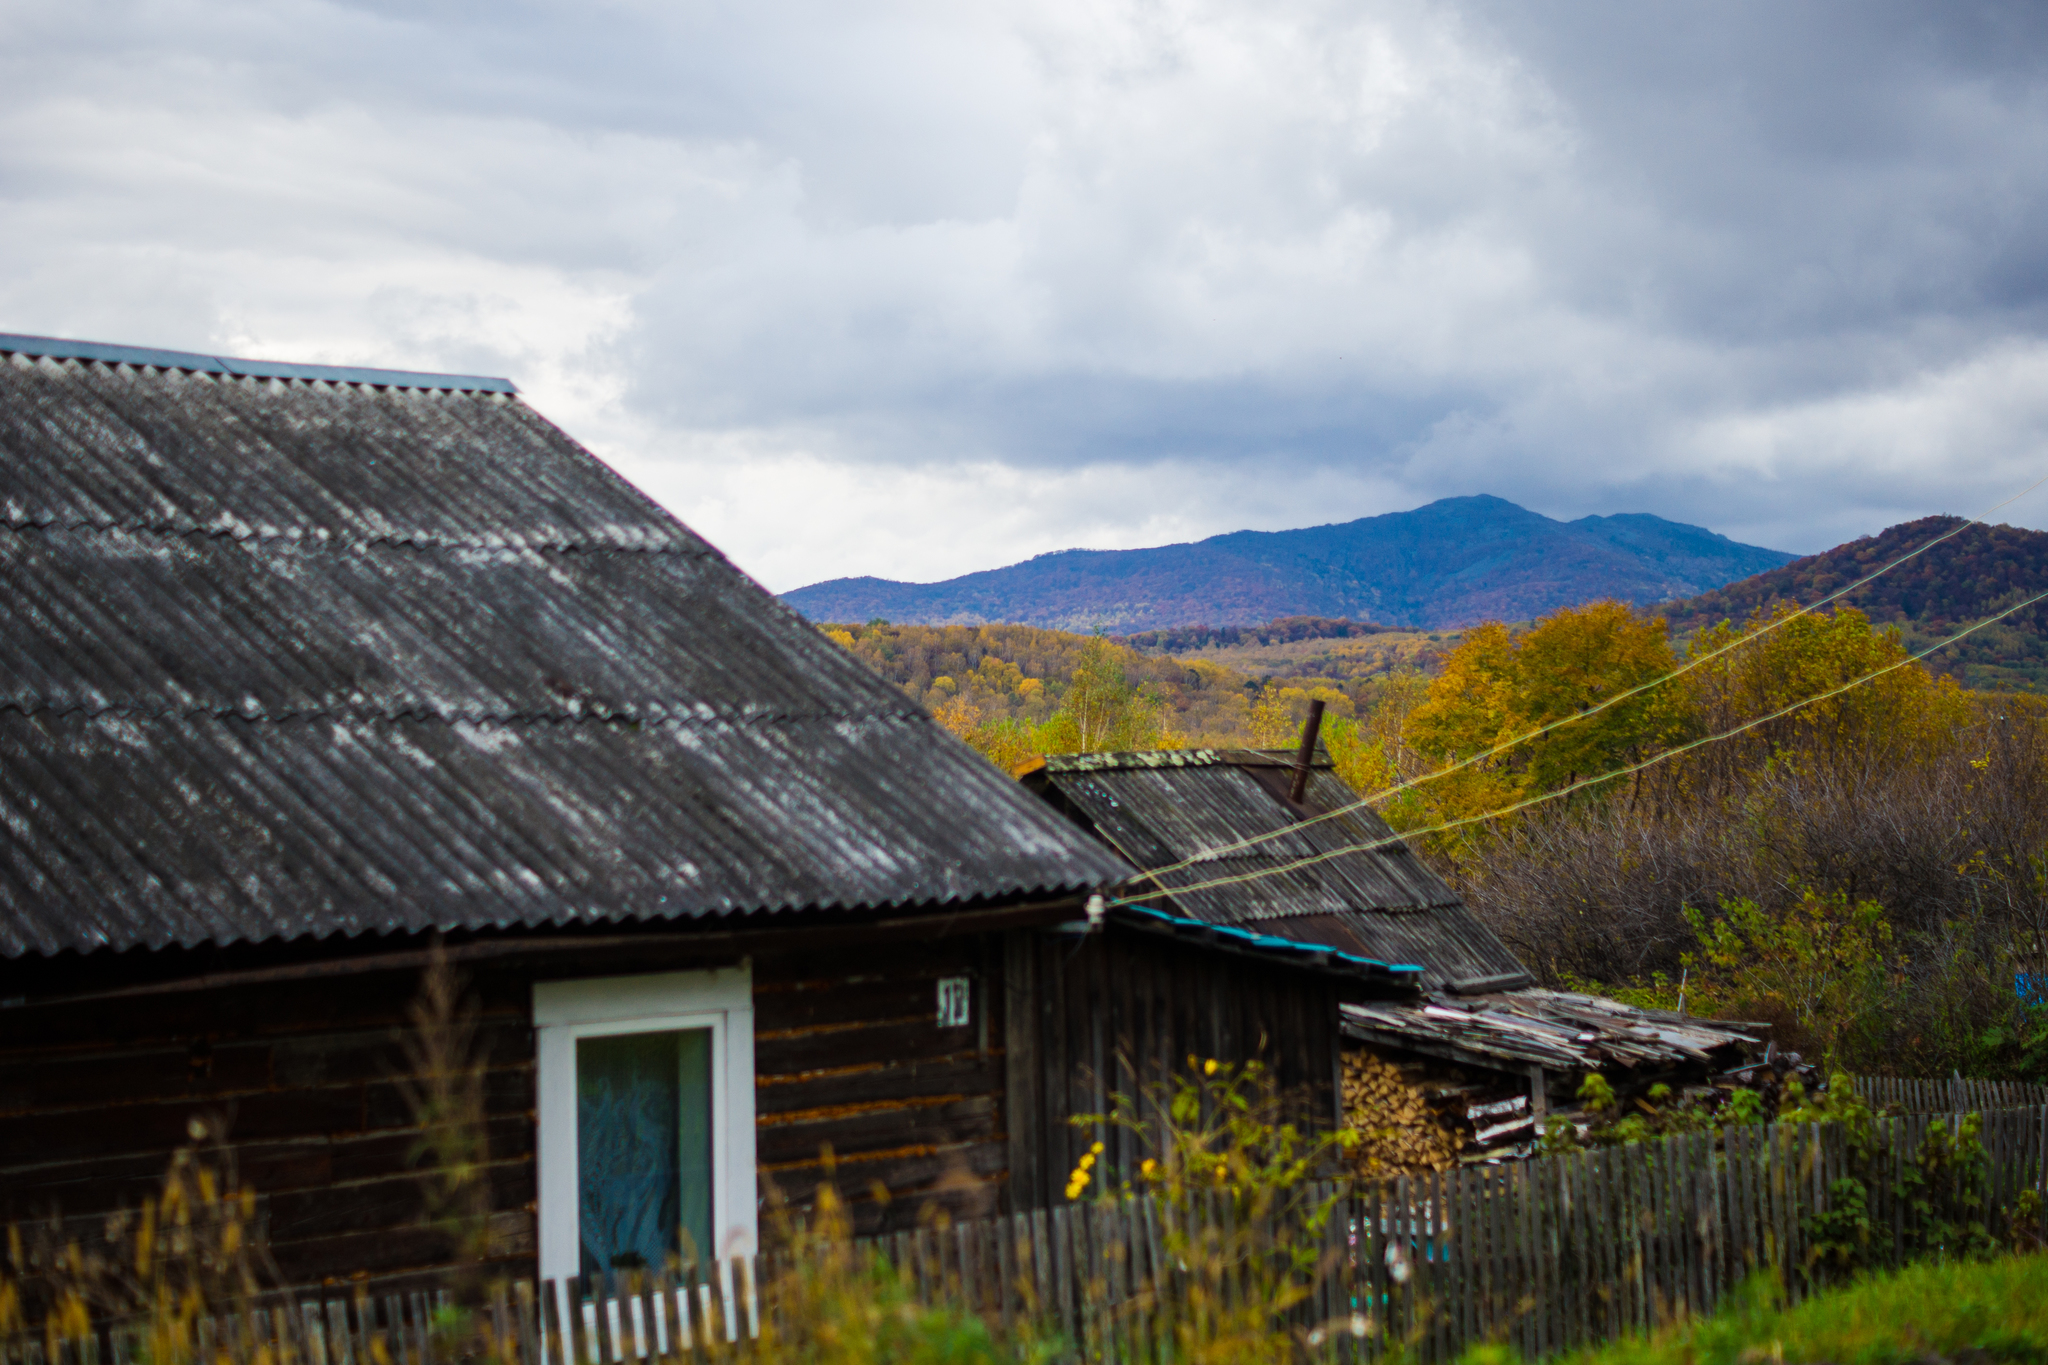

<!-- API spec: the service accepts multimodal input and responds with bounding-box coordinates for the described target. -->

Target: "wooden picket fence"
[8,1104,2047,1365]
[1852,1074,2048,1112]
[755,1104,2047,1363]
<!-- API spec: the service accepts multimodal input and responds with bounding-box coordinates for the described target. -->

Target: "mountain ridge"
[783,495,1795,631]
[1659,515,2048,691]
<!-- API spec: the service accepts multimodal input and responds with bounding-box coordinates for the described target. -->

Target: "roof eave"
[1107,903,1422,994]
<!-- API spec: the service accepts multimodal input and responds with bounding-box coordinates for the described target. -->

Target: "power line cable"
[1109,579,2048,908]
[1123,469,2048,884]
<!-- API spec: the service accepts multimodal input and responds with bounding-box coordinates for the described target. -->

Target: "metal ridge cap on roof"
[0,332,517,395]
[1040,749,1228,772]
[0,697,933,728]
[1040,747,1336,774]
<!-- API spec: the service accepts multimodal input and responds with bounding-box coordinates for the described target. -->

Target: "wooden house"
[1020,742,1763,1162]
[0,333,1420,1297]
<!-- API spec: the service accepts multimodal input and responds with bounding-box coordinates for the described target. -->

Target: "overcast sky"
[6,1,2048,592]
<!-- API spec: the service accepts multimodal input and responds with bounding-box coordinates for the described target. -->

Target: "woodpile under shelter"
[0,332,1441,1297]
[1020,747,1762,1165]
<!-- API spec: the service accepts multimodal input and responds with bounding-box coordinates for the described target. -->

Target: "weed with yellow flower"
[1063,1055,1366,1364]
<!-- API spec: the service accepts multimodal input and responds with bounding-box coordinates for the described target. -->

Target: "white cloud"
[604,434,1417,592]
[1672,341,2048,548]
[5,0,2048,592]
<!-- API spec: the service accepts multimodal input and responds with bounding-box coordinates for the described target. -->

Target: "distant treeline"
[820,621,1263,746]
[816,620,1418,757]
[1113,616,1395,653]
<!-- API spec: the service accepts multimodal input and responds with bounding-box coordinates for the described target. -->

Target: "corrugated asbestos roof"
[0,353,670,548]
[1030,749,1526,991]
[0,342,1129,957]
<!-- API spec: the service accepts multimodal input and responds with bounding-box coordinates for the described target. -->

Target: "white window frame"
[534,963,757,1278]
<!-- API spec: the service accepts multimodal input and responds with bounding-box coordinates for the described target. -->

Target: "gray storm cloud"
[3,0,2046,590]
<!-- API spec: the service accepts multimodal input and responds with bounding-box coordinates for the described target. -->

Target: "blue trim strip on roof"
[1113,903,1423,980]
[0,332,517,394]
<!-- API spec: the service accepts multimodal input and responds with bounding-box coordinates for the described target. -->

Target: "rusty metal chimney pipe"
[1288,698,1327,804]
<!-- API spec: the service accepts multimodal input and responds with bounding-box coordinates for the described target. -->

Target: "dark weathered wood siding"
[0,916,1348,1284]
[1002,923,1344,1211]
[750,935,1009,1237]
[0,966,537,1292]
[0,927,1021,1286]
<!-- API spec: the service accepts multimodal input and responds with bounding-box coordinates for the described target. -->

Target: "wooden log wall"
[1,917,1348,1291]
[749,935,1008,1237]
[1003,923,1344,1213]
[0,965,537,1294]
[0,925,1023,1286]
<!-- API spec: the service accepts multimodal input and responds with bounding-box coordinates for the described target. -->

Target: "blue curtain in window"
[576,1029,713,1276]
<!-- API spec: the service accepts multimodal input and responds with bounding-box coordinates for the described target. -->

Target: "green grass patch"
[1465,1252,2048,1365]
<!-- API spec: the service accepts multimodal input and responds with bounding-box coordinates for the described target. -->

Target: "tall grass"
[0,1116,271,1365]
[751,1175,1055,1365]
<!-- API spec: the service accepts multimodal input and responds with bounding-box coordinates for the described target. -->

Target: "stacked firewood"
[1340,1049,1464,1178]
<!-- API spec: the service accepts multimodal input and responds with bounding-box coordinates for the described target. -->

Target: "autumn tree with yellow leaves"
[1389,600,1686,843]
[921,636,1183,769]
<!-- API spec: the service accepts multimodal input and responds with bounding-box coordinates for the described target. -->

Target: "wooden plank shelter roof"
[1343,989,1764,1074]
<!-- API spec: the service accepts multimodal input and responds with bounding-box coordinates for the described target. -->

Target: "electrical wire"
[1123,468,2048,885]
[1108,579,2048,908]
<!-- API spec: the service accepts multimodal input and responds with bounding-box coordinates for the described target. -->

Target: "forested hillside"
[1662,515,2048,691]
[827,511,2048,1076]
[819,620,1428,768]
[787,495,1792,631]
[824,596,2048,1085]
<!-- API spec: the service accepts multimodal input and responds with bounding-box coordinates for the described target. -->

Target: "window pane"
[576,1028,713,1276]
[675,1028,713,1262]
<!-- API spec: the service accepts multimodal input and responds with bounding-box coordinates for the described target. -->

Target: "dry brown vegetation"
[1454,697,2048,1066]
[1388,603,2048,1079]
